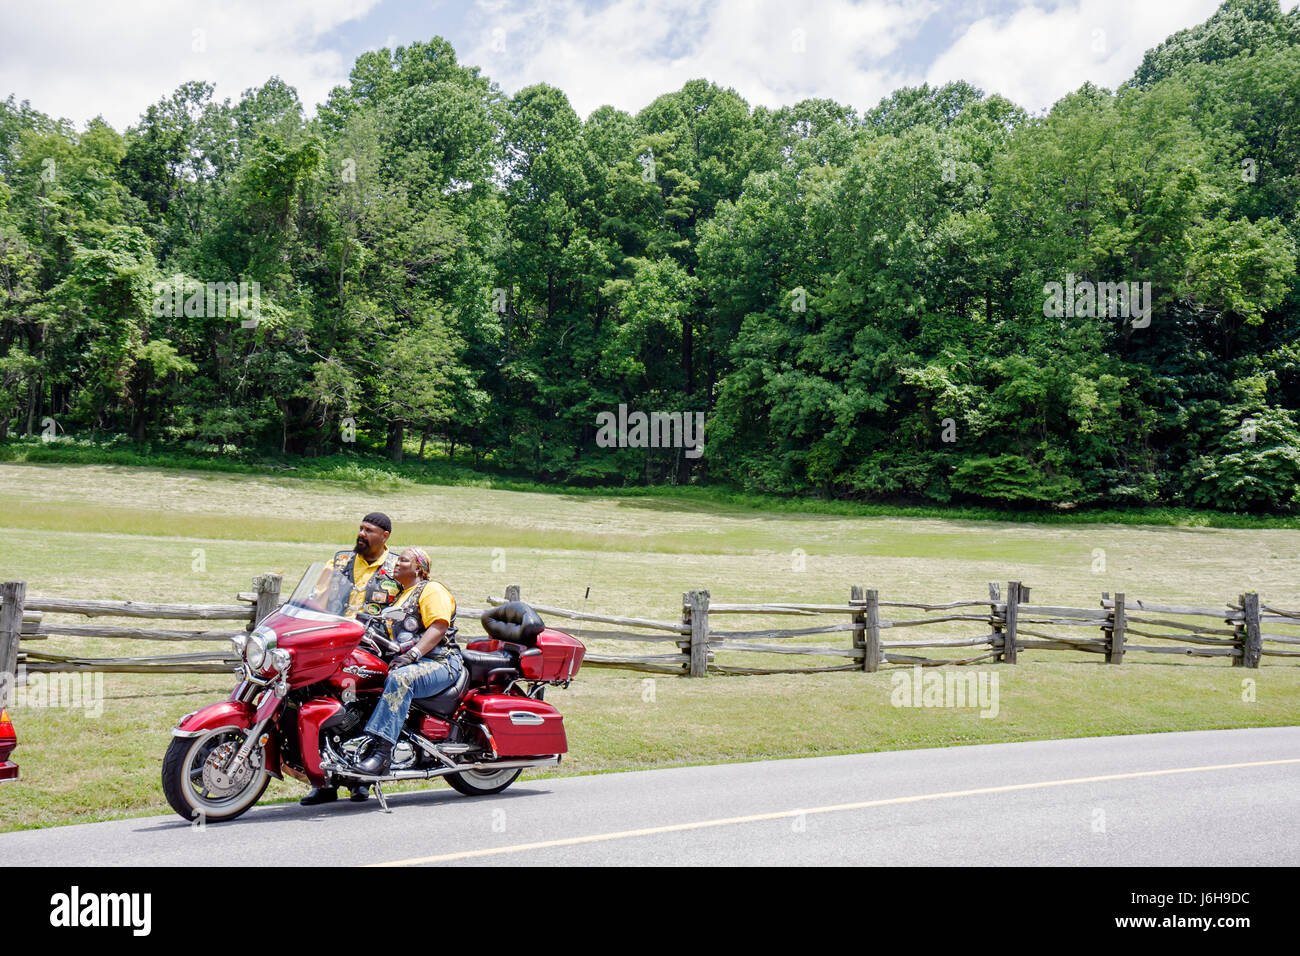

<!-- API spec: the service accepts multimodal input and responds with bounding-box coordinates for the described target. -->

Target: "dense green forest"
[1,0,1298,510]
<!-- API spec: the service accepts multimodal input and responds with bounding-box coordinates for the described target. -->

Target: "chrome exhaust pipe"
[322,755,561,784]
[464,755,561,772]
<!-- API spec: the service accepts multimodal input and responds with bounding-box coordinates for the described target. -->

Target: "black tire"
[445,766,523,796]
[162,728,270,824]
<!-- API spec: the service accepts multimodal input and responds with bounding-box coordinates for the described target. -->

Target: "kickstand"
[373,782,391,813]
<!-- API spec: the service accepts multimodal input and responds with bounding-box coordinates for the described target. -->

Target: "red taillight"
[0,707,17,782]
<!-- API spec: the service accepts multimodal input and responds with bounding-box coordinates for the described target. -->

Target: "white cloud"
[462,0,937,118]
[925,0,1224,112]
[0,0,1245,134]
[0,0,380,130]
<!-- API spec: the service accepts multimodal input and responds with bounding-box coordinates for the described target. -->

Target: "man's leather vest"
[333,549,400,617]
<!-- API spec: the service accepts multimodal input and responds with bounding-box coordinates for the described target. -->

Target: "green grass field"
[2,461,1299,831]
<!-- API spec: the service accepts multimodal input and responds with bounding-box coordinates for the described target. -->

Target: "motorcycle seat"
[462,649,518,686]
[411,664,469,719]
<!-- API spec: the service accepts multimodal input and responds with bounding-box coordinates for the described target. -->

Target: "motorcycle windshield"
[284,561,359,620]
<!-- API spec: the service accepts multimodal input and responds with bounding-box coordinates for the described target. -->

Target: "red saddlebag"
[463,694,568,757]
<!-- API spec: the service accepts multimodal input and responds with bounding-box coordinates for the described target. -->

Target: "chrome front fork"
[226,680,286,777]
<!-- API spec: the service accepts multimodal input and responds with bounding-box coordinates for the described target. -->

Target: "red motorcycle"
[162,563,584,822]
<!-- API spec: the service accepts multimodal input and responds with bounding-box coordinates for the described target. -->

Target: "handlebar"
[360,616,400,654]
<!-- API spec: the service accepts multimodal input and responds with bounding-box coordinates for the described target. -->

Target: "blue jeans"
[365,652,464,744]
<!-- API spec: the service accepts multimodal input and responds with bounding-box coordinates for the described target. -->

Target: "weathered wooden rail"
[0,575,283,686]
[491,582,1297,677]
[1,577,1296,695]
[486,585,699,676]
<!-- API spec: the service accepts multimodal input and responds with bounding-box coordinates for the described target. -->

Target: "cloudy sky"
[0,0,1260,130]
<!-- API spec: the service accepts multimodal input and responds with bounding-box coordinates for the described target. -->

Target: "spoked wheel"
[162,728,270,823]
[445,766,523,796]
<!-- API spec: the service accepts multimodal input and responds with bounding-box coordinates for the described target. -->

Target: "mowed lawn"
[2,461,1299,831]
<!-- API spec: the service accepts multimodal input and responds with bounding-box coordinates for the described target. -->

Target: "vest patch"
[335,549,400,617]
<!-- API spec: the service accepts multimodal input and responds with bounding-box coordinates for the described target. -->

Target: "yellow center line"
[367,757,1300,866]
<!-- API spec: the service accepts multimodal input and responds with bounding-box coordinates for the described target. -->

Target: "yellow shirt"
[329,548,394,618]
[394,580,456,631]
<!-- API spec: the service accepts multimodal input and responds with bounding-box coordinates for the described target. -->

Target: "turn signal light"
[0,707,18,782]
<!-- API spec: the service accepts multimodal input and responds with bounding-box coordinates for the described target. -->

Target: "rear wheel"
[162,728,270,823]
[445,766,523,796]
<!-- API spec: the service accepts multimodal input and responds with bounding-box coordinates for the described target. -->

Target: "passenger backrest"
[480,601,545,646]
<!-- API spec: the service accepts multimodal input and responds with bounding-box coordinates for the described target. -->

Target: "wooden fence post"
[1240,592,1262,669]
[505,584,521,603]
[865,589,882,672]
[850,586,866,671]
[0,582,26,707]
[252,573,282,625]
[1108,592,1126,665]
[1002,581,1021,664]
[684,589,710,677]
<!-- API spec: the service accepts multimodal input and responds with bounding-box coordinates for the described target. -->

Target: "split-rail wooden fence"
[1,577,1297,692]
[491,582,1299,675]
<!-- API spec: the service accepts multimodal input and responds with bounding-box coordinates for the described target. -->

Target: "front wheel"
[445,766,523,796]
[162,728,270,823]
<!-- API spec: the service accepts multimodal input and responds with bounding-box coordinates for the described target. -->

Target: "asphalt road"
[3,727,1297,866]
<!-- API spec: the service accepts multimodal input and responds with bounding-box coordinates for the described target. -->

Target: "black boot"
[349,784,371,802]
[352,735,393,776]
[299,786,338,806]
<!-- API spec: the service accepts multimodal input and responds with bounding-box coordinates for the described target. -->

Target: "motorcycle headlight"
[244,634,268,672]
[231,635,248,658]
[270,648,291,673]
